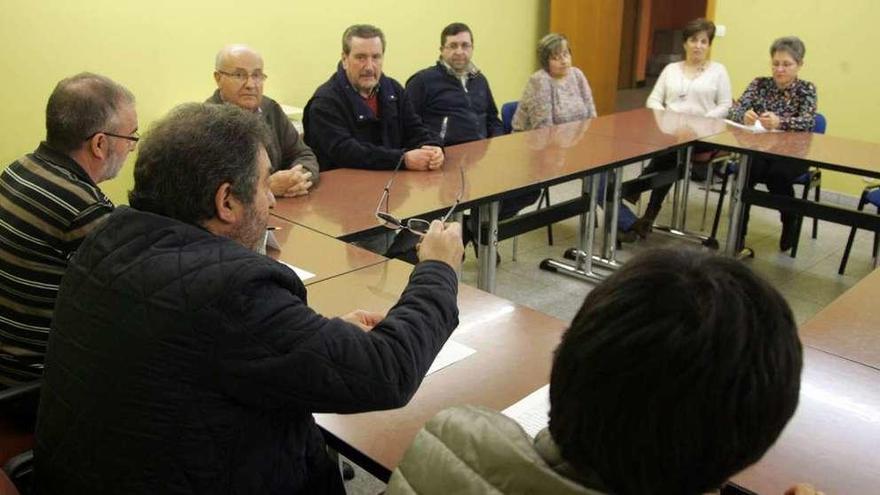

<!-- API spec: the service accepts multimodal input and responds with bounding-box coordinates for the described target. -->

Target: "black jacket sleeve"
[485,82,505,138]
[214,260,459,413]
[400,89,441,150]
[405,73,428,119]
[305,95,406,170]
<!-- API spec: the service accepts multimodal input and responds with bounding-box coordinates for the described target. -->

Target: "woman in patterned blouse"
[728,36,818,252]
[511,33,637,238]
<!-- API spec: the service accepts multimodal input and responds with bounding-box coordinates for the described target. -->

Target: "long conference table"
[271,108,880,494]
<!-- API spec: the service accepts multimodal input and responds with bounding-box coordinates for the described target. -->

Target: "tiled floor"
[340,86,878,493]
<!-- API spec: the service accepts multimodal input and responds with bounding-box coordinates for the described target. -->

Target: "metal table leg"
[540,175,609,283]
[725,154,750,257]
[651,145,720,248]
[477,201,499,292]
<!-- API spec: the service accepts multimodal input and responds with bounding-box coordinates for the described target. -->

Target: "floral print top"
[728,77,817,131]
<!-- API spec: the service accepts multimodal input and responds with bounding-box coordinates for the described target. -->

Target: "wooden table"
[732,347,880,495]
[305,259,568,480]
[267,218,386,286]
[583,108,728,148]
[701,130,880,178]
[699,128,880,256]
[799,268,880,370]
[272,124,662,240]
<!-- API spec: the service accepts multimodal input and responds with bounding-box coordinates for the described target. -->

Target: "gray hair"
[342,24,386,55]
[770,36,806,65]
[45,72,135,153]
[538,33,570,72]
[129,103,271,225]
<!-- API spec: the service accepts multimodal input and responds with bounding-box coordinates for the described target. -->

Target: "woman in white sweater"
[630,18,732,237]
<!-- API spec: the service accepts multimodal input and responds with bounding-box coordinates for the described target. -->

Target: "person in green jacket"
[388,248,812,495]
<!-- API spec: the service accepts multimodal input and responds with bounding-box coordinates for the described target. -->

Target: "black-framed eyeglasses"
[85,130,140,143]
[217,70,268,83]
[375,154,464,236]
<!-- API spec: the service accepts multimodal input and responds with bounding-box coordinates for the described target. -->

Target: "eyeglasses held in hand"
[374,154,464,236]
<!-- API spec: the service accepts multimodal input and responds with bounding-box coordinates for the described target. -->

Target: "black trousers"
[640,143,717,211]
[740,155,810,244]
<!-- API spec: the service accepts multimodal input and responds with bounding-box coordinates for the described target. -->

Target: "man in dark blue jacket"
[304,24,443,172]
[35,103,463,494]
[407,22,538,227]
[406,22,504,147]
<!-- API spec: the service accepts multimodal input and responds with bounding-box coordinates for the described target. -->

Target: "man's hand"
[744,109,760,126]
[417,220,463,270]
[403,149,435,171]
[784,483,824,495]
[270,164,313,197]
[340,309,386,332]
[421,145,444,170]
[759,111,781,130]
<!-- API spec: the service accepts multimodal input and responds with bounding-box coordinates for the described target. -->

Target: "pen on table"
[267,226,282,231]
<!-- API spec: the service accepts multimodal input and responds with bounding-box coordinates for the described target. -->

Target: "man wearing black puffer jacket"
[34,103,463,494]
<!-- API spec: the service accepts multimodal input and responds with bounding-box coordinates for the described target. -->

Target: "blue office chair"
[500,101,518,134]
[838,184,880,275]
[500,101,554,250]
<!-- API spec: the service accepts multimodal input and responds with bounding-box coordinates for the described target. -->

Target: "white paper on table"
[724,119,765,133]
[724,119,781,133]
[278,261,315,282]
[502,384,550,438]
[426,340,476,376]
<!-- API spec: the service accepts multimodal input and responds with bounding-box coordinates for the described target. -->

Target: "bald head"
[213,44,265,111]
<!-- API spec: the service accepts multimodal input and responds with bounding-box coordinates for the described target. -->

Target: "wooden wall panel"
[550,0,624,115]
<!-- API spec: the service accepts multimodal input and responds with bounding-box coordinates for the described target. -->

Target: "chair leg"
[542,187,554,246]
[512,236,518,262]
[839,195,869,275]
[709,167,731,242]
[790,180,812,258]
[812,182,820,239]
[701,166,713,231]
[839,227,859,275]
[874,206,880,260]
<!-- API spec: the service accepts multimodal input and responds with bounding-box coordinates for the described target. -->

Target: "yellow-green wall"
[0,0,548,204]
[713,0,880,196]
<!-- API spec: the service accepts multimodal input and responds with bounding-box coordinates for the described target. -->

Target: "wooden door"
[550,0,624,115]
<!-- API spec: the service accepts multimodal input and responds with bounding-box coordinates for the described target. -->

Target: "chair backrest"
[500,101,518,135]
[813,113,827,134]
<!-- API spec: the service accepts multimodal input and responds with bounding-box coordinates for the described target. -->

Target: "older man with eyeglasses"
[208,44,319,198]
[0,72,136,397]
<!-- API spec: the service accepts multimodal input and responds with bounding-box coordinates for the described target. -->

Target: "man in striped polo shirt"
[0,72,137,391]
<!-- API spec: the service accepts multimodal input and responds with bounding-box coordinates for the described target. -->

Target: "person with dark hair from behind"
[386,248,820,495]
[34,103,463,494]
[0,72,136,393]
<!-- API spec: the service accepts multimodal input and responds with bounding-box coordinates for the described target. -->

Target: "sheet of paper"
[426,340,476,376]
[278,261,315,282]
[724,119,782,133]
[724,119,766,133]
[502,384,550,438]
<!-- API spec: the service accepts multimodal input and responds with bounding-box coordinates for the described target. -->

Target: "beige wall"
[0,0,548,204]
[713,0,880,196]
